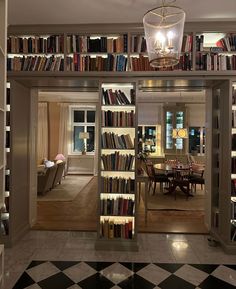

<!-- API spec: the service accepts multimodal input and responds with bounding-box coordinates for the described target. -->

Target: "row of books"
[102,88,135,105]
[182,35,193,52]
[232,111,236,127]
[101,177,135,194]
[100,219,133,239]
[102,110,135,127]
[231,200,236,219]
[130,34,192,53]
[66,35,128,53]
[130,54,192,71]
[101,152,135,171]
[6,131,10,148]
[66,54,127,71]
[7,56,64,71]
[130,35,146,53]
[216,34,236,52]
[196,53,236,71]
[7,35,64,53]
[231,180,236,196]
[101,132,134,149]
[5,175,10,191]
[232,135,236,152]
[196,34,236,52]
[100,197,134,216]
[1,219,9,236]
[232,88,236,105]
[196,35,204,52]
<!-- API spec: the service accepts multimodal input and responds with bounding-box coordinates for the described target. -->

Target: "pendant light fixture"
[143,0,186,68]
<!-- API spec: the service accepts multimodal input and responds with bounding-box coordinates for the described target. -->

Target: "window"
[189,127,205,155]
[71,107,96,154]
[164,106,186,153]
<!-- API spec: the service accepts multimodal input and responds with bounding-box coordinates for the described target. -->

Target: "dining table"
[154,163,193,198]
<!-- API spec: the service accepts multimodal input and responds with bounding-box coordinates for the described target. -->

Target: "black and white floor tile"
[12,261,236,289]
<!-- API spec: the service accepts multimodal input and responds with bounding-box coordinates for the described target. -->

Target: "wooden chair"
[145,162,170,195]
[189,163,205,193]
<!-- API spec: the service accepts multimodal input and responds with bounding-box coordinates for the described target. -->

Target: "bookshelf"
[195,33,236,71]
[208,80,236,253]
[95,82,138,251]
[6,27,236,73]
[231,83,236,242]
[7,34,64,71]
[0,0,7,252]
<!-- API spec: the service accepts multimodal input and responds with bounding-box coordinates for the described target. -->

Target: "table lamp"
[79,132,89,155]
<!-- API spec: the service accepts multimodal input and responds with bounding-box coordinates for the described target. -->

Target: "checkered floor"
[12,261,236,289]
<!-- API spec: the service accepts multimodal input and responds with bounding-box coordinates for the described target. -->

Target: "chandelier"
[143,0,186,68]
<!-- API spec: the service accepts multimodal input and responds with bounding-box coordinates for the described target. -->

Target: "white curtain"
[37,102,48,163]
[58,103,69,167]
[94,104,99,176]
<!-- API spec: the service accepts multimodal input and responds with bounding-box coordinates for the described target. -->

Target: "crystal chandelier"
[143,0,186,68]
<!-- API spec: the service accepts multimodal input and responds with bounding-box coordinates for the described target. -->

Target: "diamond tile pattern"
[12,261,236,289]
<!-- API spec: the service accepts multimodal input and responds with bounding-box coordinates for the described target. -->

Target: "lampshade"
[145,139,154,146]
[143,0,185,67]
[79,132,89,139]
[172,128,188,139]
[54,153,66,161]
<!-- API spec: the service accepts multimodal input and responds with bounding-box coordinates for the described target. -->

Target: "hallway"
[5,231,236,289]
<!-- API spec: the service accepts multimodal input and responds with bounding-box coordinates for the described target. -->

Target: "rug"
[12,260,236,289]
[37,175,93,201]
[147,189,205,211]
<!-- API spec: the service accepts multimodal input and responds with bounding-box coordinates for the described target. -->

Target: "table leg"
[145,180,148,223]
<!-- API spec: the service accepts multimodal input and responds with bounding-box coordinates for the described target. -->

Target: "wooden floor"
[34,176,208,234]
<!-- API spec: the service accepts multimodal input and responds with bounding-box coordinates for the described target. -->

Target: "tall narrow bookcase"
[0,0,7,243]
[231,83,236,243]
[95,82,138,251]
[209,80,236,253]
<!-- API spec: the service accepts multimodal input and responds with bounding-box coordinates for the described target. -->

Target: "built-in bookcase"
[195,33,236,71]
[209,80,236,253]
[65,34,128,72]
[7,34,64,71]
[231,83,236,242]
[1,83,10,238]
[0,0,7,248]
[95,82,138,251]
[8,30,236,72]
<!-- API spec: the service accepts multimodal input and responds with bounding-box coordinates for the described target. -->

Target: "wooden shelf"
[8,52,64,55]
[100,215,134,217]
[67,52,128,55]
[7,70,236,78]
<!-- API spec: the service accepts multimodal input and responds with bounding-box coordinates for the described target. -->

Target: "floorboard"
[34,175,208,234]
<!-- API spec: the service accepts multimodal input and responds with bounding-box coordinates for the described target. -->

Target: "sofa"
[52,161,66,187]
[37,164,58,195]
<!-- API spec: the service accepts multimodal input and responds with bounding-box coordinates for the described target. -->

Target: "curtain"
[58,103,69,171]
[94,104,99,176]
[37,102,48,163]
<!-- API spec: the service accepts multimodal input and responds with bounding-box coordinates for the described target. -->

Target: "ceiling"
[8,0,236,25]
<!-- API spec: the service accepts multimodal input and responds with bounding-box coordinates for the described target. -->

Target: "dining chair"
[145,162,170,195]
[188,163,205,193]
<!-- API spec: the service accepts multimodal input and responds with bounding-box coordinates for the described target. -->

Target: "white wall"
[186,104,205,127]
[138,103,162,125]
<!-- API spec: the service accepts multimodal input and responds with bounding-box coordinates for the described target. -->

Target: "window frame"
[69,105,96,155]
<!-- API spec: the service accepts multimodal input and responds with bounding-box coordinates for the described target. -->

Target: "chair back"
[145,162,155,179]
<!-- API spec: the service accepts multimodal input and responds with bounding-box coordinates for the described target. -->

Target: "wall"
[186,104,205,127]
[138,103,162,125]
